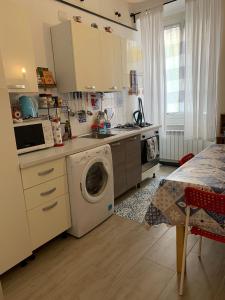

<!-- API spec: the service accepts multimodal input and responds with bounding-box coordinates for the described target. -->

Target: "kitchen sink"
[80,133,115,139]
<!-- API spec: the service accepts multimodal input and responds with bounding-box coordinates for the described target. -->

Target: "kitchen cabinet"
[110,140,127,198]
[51,21,123,93]
[110,135,141,198]
[0,53,32,275]
[51,21,102,92]
[21,158,71,250]
[0,1,38,93]
[100,31,122,91]
[125,135,142,190]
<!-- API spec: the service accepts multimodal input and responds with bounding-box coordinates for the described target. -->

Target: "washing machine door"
[81,157,111,203]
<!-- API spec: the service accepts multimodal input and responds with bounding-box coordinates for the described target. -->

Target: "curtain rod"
[130,0,177,23]
[55,0,137,31]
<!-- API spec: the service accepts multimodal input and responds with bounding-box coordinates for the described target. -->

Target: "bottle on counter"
[51,116,64,147]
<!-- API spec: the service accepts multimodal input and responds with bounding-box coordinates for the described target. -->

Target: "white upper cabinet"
[51,21,123,93]
[0,0,38,93]
[51,21,102,92]
[71,22,103,92]
[100,31,122,91]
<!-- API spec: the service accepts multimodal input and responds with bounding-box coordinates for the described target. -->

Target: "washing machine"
[67,144,114,237]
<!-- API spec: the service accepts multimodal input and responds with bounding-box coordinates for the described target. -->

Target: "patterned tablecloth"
[145,144,225,236]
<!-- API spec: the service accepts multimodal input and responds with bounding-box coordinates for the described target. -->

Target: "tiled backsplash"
[10,89,139,137]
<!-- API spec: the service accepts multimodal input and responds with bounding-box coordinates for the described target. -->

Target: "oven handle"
[142,135,159,141]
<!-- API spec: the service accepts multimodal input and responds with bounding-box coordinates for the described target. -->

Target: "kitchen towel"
[146,137,159,161]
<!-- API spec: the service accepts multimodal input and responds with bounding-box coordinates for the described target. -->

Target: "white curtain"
[140,6,165,129]
[184,0,222,141]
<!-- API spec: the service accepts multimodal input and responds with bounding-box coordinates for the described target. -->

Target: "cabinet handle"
[111,142,121,147]
[42,201,58,212]
[40,187,56,197]
[85,86,96,90]
[129,136,137,141]
[110,86,118,90]
[8,84,26,90]
[38,168,54,176]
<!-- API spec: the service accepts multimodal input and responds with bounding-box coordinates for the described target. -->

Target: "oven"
[141,130,160,173]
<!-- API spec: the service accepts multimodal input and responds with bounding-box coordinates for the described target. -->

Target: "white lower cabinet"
[28,195,71,250]
[0,54,32,275]
[21,159,71,251]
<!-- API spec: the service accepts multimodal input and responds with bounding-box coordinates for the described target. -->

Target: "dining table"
[145,144,225,273]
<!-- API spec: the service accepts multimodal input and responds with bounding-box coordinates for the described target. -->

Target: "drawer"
[24,176,68,210]
[21,158,65,189]
[27,195,71,250]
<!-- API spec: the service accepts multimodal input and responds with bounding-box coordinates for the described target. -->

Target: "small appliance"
[19,96,38,119]
[14,119,54,154]
[133,97,151,127]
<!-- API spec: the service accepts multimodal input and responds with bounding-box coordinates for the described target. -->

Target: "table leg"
[176,225,185,273]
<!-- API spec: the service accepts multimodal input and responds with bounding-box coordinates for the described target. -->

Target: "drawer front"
[24,176,68,210]
[28,195,71,250]
[21,158,65,189]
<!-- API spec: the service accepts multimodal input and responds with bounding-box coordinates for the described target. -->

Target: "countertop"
[19,125,161,169]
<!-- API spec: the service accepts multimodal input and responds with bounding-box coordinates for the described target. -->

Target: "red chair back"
[179,153,194,166]
[185,187,225,215]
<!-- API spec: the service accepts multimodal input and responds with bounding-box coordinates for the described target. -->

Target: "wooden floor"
[1,214,225,300]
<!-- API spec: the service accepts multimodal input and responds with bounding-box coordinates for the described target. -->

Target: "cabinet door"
[100,31,122,91]
[110,140,126,198]
[125,135,142,190]
[0,1,37,93]
[0,55,32,275]
[72,23,102,92]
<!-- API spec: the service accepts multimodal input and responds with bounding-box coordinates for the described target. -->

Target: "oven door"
[141,135,160,172]
[14,123,46,154]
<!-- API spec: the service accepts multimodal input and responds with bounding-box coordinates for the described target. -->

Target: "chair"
[179,153,194,166]
[179,187,225,296]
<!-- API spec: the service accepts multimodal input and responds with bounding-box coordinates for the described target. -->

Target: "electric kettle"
[19,96,38,119]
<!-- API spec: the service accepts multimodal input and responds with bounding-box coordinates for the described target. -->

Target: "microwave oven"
[13,119,54,154]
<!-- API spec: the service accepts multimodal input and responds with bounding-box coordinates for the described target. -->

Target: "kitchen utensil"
[19,96,38,119]
[133,97,146,127]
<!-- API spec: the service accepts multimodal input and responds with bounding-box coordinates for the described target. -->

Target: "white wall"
[9,0,140,135]
[10,0,138,76]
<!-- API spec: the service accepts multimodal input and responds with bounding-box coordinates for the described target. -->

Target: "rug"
[114,176,164,224]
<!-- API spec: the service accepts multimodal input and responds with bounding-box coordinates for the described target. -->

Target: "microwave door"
[14,124,45,151]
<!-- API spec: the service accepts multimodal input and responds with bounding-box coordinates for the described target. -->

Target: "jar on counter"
[39,94,48,108]
[46,94,54,108]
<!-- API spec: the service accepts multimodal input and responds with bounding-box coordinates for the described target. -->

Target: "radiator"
[160,131,213,162]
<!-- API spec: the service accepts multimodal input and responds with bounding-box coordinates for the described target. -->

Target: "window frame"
[163,12,185,130]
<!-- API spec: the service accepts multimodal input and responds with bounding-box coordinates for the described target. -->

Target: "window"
[164,24,185,114]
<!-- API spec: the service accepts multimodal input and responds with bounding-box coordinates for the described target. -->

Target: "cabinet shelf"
[38,84,57,89]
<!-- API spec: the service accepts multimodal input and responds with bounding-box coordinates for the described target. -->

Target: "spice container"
[51,116,64,147]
